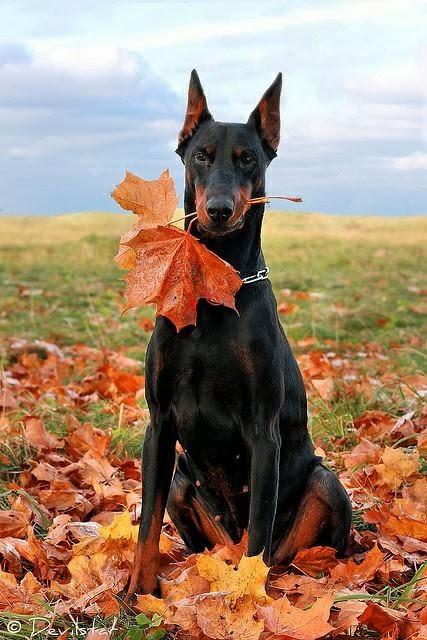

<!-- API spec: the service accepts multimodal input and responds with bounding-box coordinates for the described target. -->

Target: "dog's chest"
[149,319,283,421]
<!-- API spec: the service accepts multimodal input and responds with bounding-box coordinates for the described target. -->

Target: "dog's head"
[176,70,282,236]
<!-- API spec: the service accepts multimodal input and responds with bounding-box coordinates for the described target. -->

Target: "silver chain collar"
[241,267,270,284]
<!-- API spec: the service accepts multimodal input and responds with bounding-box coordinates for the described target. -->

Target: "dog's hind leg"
[167,455,240,551]
[271,465,352,565]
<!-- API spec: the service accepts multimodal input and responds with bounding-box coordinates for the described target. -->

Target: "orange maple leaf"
[257,594,334,640]
[330,543,385,586]
[113,169,178,269]
[112,169,178,226]
[291,546,338,577]
[122,226,242,331]
[374,446,419,489]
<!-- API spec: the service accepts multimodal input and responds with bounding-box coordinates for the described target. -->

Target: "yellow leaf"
[136,594,173,620]
[375,446,419,489]
[99,511,138,542]
[197,552,270,605]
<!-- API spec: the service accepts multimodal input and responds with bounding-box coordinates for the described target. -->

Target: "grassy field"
[0,210,426,452]
[1,210,425,353]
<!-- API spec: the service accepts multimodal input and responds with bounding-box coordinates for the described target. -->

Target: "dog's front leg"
[126,416,176,598]
[247,420,280,563]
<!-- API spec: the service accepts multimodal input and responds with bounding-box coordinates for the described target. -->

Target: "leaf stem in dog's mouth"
[246,195,303,204]
[169,195,302,226]
[169,212,198,225]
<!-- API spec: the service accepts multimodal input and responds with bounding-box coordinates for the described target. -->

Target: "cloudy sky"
[1,0,426,215]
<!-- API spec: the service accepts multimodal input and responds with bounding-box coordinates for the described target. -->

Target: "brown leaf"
[330,544,385,587]
[196,594,264,640]
[291,546,338,577]
[311,377,334,401]
[66,423,111,458]
[353,411,396,441]
[382,513,427,542]
[0,569,46,614]
[393,478,427,522]
[342,438,382,468]
[51,551,127,615]
[24,416,64,451]
[358,601,403,636]
[0,509,31,538]
[85,631,110,640]
[271,573,329,599]
[122,226,242,331]
[257,595,334,640]
[160,565,210,602]
[332,600,368,634]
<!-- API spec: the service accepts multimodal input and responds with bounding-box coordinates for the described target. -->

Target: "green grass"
[1,211,425,354]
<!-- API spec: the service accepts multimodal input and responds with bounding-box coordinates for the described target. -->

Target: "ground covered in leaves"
[0,212,426,639]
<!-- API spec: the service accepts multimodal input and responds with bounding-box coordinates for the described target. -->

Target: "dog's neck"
[184,190,266,275]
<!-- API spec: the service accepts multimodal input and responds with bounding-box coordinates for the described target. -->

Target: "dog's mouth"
[197,213,245,237]
[193,185,252,237]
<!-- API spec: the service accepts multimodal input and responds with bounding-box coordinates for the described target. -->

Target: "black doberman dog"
[127,70,352,597]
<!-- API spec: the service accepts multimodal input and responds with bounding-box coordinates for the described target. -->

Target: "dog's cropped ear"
[176,69,213,159]
[247,73,282,159]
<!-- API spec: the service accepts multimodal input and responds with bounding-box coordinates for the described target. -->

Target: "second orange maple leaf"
[122,225,242,331]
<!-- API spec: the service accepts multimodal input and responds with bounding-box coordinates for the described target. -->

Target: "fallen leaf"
[332,600,367,634]
[85,631,110,640]
[353,411,396,441]
[291,546,338,577]
[330,544,385,586]
[24,416,64,451]
[382,513,427,542]
[197,552,269,605]
[393,478,427,522]
[161,565,210,602]
[257,594,334,639]
[342,438,382,468]
[374,446,419,489]
[196,594,264,640]
[358,601,403,636]
[0,509,31,538]
[99,511,138,542]
[66,423,111,458]
[135,594,173,619]
[0,569,46,614]
[311,377,334,401]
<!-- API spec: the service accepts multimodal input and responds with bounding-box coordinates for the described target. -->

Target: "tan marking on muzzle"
[195,185,210,227]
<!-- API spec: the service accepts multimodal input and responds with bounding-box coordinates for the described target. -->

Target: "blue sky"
[1,0,426,215]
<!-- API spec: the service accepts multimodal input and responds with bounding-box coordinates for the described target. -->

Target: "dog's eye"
[194,151,208,163]
[240,153,255,166]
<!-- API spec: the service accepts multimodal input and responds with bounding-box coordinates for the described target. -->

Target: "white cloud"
[117,0,427,49]
[347,60,427,104]
[39,45,140,78]
[390,151,427,170]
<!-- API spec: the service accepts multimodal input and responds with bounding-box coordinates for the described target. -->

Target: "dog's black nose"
[206,198,234,223]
